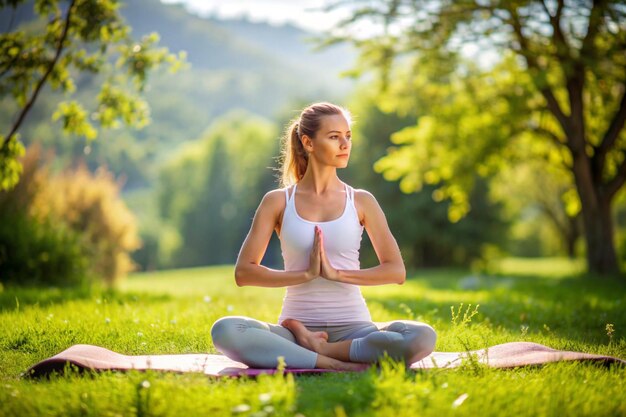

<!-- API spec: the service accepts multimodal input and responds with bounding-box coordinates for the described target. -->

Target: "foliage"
[0,0,185,191]
[0,147,89,286]
[0,0,354,192]
[0,213,89,287]
[37,163,141,286]
[344,89,508,268]
[492,157,583,257]
[156,110,279,268]
[0,262,624,415]
[0,145,140,287]
[324,0,626,274]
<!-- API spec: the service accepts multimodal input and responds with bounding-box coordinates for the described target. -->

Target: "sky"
[160,0,350,33]
[160,0,499,67]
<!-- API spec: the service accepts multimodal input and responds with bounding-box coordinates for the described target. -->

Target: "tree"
[325,0,626,275]
[0,0,185,190]
[157,110,279,268]
[492,157,583,258]
[343,89,508,268]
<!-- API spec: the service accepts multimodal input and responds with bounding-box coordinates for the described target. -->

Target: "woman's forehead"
[319,114,351,132]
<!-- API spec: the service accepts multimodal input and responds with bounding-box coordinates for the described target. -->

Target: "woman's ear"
[301,135,314,153]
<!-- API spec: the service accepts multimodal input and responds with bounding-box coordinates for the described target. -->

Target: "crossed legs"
[282,318,437,364]
[210,316,365,370]
[211,316,437,370]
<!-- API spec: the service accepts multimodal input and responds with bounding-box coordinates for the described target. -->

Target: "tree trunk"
[564,214,581,259]
[582,196,619,275]
[572,150,620,275]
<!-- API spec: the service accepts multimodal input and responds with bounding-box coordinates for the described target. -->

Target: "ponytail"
[279,120,308,187]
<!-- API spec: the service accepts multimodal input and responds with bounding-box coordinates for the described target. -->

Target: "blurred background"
[1,0,624,288]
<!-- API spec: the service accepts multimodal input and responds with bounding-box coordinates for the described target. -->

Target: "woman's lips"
[337,154,349,158]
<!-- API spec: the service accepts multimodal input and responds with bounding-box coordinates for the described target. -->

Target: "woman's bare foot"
[282,318,358,363]
[316,354,370,371]
[281,319,367,371]
[281,318,328,353]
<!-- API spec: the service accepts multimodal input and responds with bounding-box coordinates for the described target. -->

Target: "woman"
[211,102,436,371]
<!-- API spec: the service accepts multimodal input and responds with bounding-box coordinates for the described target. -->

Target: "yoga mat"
[25,342,624,378]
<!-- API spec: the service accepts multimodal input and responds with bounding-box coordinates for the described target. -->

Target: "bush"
[37,164,141,286]
[0,213,89,287]
[0,145,140,288]
[0,146,90,287]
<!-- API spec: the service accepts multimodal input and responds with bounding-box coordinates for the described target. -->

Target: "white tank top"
[277,182,372,325]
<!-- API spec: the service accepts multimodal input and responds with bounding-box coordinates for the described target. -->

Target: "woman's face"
[305,114,352,168]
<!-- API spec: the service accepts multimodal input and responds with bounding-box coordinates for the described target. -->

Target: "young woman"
[211,102,436,370]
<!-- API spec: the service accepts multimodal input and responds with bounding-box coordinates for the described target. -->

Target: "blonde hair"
[278,102,351,187]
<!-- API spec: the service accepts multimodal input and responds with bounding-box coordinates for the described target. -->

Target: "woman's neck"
[298,165,342,195]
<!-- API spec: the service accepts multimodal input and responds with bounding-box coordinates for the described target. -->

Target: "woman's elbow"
[396,263,406,285]
[234,265,248,287]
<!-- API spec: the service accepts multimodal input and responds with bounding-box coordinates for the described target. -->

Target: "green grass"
[1,258,625,416]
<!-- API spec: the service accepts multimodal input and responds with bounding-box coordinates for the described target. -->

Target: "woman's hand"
[317,226,341,282]
[306,226,322,280]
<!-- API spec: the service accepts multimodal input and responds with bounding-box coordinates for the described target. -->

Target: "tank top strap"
[284,184,297,205]
[346,185,359,217]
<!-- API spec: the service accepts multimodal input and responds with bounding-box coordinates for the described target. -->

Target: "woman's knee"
[406,323,437,362]
[210,316,249,350]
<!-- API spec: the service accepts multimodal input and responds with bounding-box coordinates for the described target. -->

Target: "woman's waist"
[278,302,372,324]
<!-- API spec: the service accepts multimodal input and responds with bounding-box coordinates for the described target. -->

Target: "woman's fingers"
[317,228,339,281]
[307,226,322,280]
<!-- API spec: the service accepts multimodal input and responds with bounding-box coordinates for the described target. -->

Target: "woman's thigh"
[211,315,296,343]
[341,320,435,340]
[374,320,432,331]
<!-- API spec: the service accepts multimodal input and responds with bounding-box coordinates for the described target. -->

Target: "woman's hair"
[278,102,352,187]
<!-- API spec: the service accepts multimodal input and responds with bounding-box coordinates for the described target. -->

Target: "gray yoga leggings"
[210,316,437,368]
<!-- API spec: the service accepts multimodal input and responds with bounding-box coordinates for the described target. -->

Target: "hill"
[0,0,356,188]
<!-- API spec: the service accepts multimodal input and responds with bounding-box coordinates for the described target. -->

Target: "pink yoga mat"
[25,342,624,378]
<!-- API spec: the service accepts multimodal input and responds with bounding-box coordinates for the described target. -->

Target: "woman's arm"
[319,189,406,286]
[234,189,320,287]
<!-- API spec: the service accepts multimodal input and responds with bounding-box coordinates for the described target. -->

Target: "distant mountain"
[124,0,355,82]
[0,0,357,188]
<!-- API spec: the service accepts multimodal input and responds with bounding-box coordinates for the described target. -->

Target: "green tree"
[0,0,185,190]
[326,0,625,275]
[158,110,279,267]
[492,157,583,258]
[344,89,507,268]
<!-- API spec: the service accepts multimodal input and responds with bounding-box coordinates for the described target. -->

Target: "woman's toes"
[313,331,329,341]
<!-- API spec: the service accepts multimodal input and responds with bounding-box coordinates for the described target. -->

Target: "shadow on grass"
[367,273,626,346]
[0,286,172,312]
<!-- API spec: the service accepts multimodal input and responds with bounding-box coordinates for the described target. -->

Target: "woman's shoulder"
[350,187,381,222]
[351,187,377,203]
[259,187,290,209]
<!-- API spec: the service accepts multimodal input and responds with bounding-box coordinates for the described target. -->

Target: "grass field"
[0,258,625,416]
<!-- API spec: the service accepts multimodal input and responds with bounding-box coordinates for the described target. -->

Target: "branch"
[531,126,568,148]
[1,0,76,150]
[555,0,564,22]
[605,150,626,200]
[537,200,569,239]
[539,0,553,18]
[509,9,571,133]
[0,53,20,80]
[581,0,607,59]
[595,87,626,173]
[540,0,571,61]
